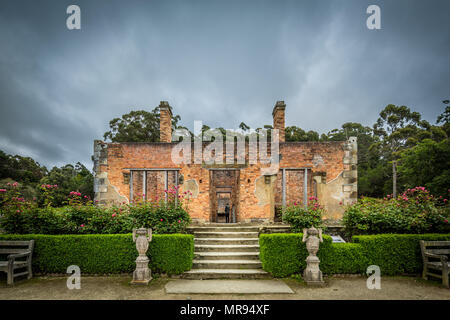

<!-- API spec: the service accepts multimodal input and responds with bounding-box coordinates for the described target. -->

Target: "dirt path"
[0,275,448,300]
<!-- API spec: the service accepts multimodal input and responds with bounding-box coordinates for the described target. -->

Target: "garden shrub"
[0,233,194,275]
[353,233,450,275]
[0,185,191,234]
[282,196,325,232]
[259,234,307,277]
[343,187,449,236]
[259,233,450,277]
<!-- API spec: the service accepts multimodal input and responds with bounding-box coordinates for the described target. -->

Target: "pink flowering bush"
[40,184,58,207]
[0,185,191,234]
[343,187,450,236]
[282,196,325,232]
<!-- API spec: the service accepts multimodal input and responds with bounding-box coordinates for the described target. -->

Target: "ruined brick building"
[93,101,357,223]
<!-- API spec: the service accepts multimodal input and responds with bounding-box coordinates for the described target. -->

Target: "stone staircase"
[182,224,270,279]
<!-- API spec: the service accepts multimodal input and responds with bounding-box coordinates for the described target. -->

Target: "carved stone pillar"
[131,228,152,285]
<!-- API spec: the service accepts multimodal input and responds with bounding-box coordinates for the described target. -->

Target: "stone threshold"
[165,279,294,294]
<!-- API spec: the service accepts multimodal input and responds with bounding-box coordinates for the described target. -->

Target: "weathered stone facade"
[93,101,357,223]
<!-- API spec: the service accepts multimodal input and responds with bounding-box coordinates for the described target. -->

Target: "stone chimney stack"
[159,101,173,143]
[272,101,286,143]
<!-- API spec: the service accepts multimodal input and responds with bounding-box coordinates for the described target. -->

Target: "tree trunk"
[392,160,397,198]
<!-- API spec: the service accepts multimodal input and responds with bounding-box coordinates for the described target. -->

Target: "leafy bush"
[259,234,308,277]
[282,196,325,232]
[0,186,191,234]
[353,233,450,275]
[259,232,450,277]
[343,187,449,236]
[0,233,194,275]
[259,233,367,277]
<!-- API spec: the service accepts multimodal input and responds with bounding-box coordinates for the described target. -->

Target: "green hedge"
[259,233,450,277]
[0,233,194,275]
[353,234,450,275]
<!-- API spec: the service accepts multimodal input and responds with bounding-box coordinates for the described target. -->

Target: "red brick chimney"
[272,101,286,142]
[159,101,172,143]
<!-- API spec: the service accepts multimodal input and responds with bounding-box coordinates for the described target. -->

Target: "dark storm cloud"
[0,0,449,168]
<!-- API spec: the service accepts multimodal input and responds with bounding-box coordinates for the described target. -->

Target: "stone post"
[131,228,152,285]
[302,227,325,286]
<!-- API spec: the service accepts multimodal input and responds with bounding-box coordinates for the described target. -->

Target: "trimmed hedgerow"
[149,234,194,274]
[259,233,308,277]
[353,233,450,275]
[319,243,368,274]
[259,233,450,277]
[0,233,194,275]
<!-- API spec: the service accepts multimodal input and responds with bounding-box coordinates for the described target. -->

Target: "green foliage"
[149,234,194,274]
[0,233,194,275]
[398,138,450,197]
[0,184,191,234]
[259,233,450,277]
[285,126,320,142]
[319,243,368,274]
[353,234,450,275]
[0,150,47,184]
[259,233,367,277]
[259,234,308,277]
[38,163,94,207]
[282,197,325,232]
[343,188,449,236]
[103,107,182,143]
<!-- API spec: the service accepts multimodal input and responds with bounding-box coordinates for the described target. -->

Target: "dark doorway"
[209,169,240,223]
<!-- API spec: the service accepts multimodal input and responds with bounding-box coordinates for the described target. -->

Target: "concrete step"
[182,269,270,280]
[193,259,262,269]
[194,244,260,252]
[190,223,261,227]
[165,280,294,294]
[188,226,260,233]
[194,252,260,261]
[194,231,259,239]
[195,238,259,245]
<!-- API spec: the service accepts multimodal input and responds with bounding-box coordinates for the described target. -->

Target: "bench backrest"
[0,240,35,260]
[420,240,450,257]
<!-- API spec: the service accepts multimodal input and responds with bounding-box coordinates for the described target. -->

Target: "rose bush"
[282,196,325,232]
[343,187,449,236]
[0,184,191,234]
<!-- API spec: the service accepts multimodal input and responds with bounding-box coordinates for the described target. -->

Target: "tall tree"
[103,106,181,142]
[325,123,376,196]
[0,150,47,184]
[285,126,320,142]
[372,104,429,197]
[437,100,450,136]
[398,138,450,197]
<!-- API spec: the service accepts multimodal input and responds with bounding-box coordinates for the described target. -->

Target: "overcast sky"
[0,0,449,169]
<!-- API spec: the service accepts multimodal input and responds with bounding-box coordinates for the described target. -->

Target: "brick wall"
[93,138,354,222]
[93,100,357,223]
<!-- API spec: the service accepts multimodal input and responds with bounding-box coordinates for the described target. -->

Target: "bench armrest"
[424,252,448,263]
[7,251,32,262]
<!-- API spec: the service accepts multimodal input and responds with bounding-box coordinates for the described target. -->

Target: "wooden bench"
[420,240,449,288]
[0,240,35,285]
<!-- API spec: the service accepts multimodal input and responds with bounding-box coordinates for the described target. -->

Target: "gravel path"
[0,275,449,300]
